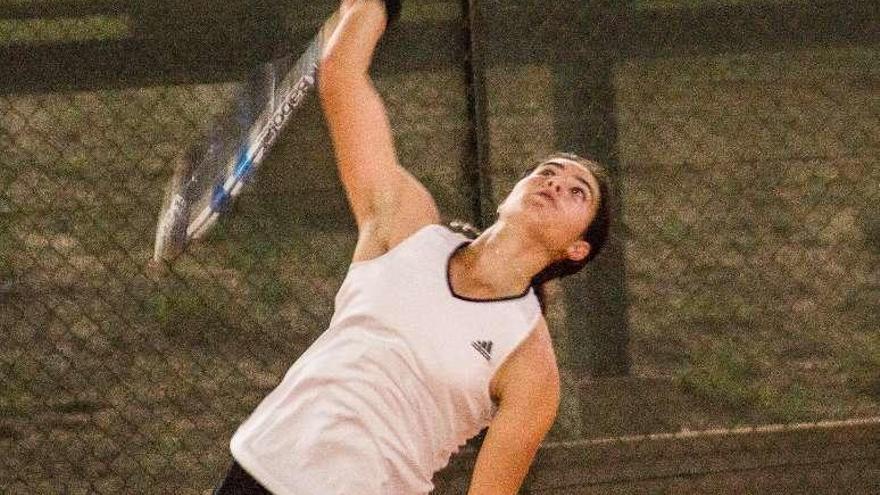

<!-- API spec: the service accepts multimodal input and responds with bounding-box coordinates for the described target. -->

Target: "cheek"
[564,203,592,235]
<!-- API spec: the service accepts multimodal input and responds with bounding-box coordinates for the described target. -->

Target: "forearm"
[319,0,387,88]
[467,419,544,495]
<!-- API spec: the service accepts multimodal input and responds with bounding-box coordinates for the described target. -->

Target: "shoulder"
[490,317,560,410]
[351,177,442,264]
[351,222,467,265]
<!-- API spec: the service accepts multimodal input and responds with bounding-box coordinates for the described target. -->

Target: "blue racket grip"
[234,154,255,180]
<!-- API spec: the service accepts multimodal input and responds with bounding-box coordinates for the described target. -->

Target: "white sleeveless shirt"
[230,224,543,494]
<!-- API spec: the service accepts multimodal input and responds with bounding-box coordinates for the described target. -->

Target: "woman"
[215,0,611,493]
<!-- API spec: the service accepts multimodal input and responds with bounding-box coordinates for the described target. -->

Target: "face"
[498,158,601,262]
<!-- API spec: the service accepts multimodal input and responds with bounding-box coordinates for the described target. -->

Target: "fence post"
[552,0,631,377]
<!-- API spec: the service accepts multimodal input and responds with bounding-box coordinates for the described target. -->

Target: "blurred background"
[1,0,877,493]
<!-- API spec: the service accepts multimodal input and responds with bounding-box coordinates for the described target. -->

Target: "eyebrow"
[543,161,596,199]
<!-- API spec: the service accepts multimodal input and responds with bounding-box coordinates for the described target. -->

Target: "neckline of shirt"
[445,241,533,304]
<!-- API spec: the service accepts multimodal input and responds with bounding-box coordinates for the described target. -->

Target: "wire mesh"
[0,83,328,492]
[615,46,880,424]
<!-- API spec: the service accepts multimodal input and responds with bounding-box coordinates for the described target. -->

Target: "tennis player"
[214,0,611,493]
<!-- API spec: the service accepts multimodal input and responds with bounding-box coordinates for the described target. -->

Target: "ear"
[565,240,591,262]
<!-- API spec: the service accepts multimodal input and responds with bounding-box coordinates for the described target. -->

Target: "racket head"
[153,36,321,262]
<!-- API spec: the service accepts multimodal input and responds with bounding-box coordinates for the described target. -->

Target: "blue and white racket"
[153,29,324,262]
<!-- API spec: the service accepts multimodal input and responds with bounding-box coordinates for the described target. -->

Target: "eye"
[538,168,556,176]
[572,187,586,200]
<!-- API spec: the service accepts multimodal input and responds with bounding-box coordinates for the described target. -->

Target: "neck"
[449,221,552,299]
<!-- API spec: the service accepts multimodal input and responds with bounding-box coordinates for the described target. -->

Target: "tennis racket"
[153,23,326,262]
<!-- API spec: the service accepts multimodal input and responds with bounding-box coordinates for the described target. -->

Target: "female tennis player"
[215,0,611,493]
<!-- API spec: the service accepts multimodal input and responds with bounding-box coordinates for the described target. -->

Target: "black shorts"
[213,461,272,495]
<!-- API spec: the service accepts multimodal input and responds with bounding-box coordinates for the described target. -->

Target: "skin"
[319,1,601,493]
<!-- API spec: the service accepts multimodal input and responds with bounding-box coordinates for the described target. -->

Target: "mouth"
[534,191,555,206]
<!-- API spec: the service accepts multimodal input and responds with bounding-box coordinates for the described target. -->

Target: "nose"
[546,177,562,194]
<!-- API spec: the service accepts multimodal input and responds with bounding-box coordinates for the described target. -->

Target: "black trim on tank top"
[446,241,532,303]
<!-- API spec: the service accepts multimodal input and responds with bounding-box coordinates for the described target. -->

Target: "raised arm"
[469,319,561,494]
[318,0,439,263]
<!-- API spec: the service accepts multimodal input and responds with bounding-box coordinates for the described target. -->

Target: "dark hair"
[451,152,613,312]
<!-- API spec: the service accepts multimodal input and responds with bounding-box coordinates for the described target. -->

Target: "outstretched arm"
[469,319,561,494]
[319,0,439,263]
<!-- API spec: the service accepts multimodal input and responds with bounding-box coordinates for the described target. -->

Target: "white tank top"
[230,224,542,494]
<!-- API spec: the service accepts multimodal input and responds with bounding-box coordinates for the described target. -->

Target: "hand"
[338,0,401,26]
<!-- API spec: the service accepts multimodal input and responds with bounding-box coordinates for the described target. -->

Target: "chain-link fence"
[2,0,878,493]
[616,45,879,421]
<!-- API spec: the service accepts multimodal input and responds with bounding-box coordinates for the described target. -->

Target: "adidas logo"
[471,340,493,361]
